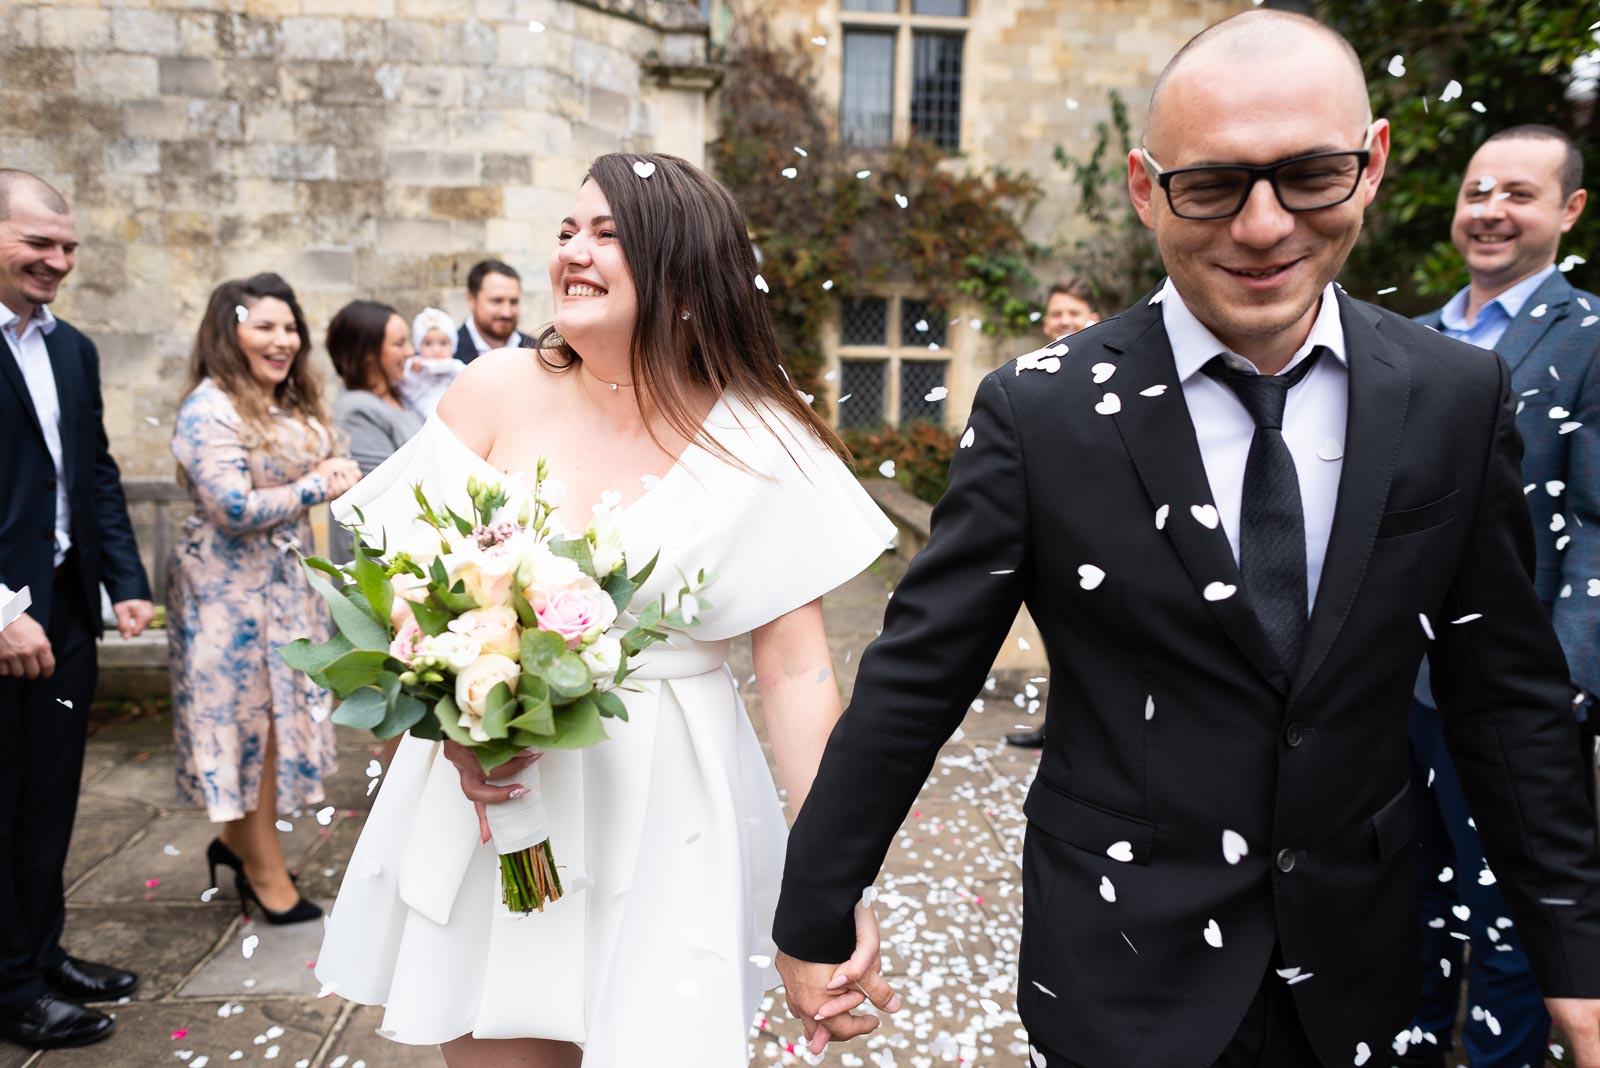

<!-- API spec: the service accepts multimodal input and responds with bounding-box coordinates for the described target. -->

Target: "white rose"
[447,605,521,658]
[415,631,482,672]
[389,571,430,628]
[518,542,583,607]
[579,633,624,690]
[587,510,626,578]
[442,540,520,607]
[455,653,522,738]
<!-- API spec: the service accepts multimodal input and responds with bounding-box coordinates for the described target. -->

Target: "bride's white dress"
[313,393,895,1063]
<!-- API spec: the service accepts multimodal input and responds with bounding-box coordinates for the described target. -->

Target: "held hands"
[314,458,362,499]
[112,599,155,639]
[0,612,53,678]
[1547,999,1600,1067]
[440,739,542,844]
[776,896,903,1056]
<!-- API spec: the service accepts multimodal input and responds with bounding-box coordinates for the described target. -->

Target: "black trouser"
[1030,954,1322,1068]
[0,559,96,1010]
[1580,712,1598,814]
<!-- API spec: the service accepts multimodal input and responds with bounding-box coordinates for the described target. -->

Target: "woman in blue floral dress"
[166,273,360,924]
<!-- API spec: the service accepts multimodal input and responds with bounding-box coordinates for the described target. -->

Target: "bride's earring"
[679,309,691,321]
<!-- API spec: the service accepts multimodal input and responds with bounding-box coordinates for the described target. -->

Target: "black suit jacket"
[0,316,150,635]
[774,290,1600,1067]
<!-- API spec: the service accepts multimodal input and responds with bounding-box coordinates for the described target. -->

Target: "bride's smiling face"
[550,180,638,353]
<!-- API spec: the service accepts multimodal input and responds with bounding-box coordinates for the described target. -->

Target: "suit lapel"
[1291,294,1410,697]
[1103,296,1291,695]
[0,324,46,444]
[1494,272,1571,375]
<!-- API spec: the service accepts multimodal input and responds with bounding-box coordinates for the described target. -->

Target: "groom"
[775,10,1600,1067]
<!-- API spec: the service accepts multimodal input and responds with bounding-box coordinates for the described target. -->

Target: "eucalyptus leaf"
[409,594,452,637]
[433,695,477,746]
[481,681,516,740]
[507,693,555,736]
[351,545,395,631]
[521,628,567,671]
[304,566,389,651]
[474,739,521,774]
[277,632,355,683]
[549,536,595,575]
[511,584,539,629]
[331,686,387,730]
[323,649,397,695]
[595,689,629,723]
[540,694,608,749]
[375,692,428,739]
[544,652,593,699]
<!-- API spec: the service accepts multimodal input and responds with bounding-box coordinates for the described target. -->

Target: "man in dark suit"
[774,12,1600,1067]
[453,259,524,364]
[1401,126,1600,1068]
[0,170,153,1050]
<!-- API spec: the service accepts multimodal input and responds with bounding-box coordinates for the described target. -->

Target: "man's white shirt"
[1161,279,1349,612]
[1,300,71,568]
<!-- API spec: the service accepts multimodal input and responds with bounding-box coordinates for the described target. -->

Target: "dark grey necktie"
[1203,348,1325,674]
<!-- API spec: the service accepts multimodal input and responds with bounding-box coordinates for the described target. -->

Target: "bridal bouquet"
[280,462,709,912]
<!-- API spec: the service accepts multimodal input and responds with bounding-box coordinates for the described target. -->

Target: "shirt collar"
[0,299,57,338]
[466,316,521,353]
[1160,278,1348,382]
[1439,263,1557,332]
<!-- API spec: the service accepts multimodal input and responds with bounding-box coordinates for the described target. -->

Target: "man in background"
[0,169,153,1051]
[1403,124,1600,1068]
[454,259,524,364]
[1006,275,1101,750]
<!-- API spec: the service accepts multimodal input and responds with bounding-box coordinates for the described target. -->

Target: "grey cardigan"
[334,388,425,478]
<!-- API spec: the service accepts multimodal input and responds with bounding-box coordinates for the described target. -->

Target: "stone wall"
[0,0,713,477]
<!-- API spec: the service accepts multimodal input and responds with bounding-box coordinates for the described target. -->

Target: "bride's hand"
[808,896,902,1051]
[440,741,542,844]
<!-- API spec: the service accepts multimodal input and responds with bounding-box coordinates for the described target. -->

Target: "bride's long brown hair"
[536,153,848,466]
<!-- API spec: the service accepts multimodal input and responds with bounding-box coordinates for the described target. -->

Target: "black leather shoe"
[0,993,114,1049]
[43,956,138,1001]
[1004,726,1046,749]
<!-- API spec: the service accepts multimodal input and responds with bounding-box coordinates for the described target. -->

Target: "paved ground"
[4,557,1058,1068]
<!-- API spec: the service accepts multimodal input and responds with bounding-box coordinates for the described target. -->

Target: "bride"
[314,153,902,1065]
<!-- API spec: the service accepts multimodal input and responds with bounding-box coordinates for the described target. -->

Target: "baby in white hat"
[399,307,464,417]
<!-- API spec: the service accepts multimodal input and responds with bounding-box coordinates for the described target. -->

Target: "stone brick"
[280,61,383,106]
[334,145,384,183]
[382,63,464,108]
[302,0,395,14]
[280,16,345,60]
[102,139,161,176]
[440,19,496,64]
[267,142,336,180]
[428,185,503,221]
[294,103,382,146]
[384,147,479,187]
[377,217,456,251]
[379,19,444,64]
[176,12,222,56]
[122,99,189,140]
[110,8,180,54]
[78,53,162,99]
[38,6,112,50]
[289,248,357,289]
[217,57,278,100]
[186,98,243,140]
[481,152,533,184]
[343,18,387,65]
[298,180,384,216]
[216,13,282,57]
[243,0,302,15]
[1,48,76,95]
[243,102,295,141]
[395,0,461,17]
[0,4,40,47]
[380,105,450,146]
[158,56,218,95]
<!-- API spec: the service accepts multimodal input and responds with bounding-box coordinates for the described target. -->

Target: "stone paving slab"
[33,998,341,1068]
[61,906,233,1003]
[179,904,334,999]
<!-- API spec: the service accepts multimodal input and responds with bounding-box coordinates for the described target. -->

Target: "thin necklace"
[581,361,633,392]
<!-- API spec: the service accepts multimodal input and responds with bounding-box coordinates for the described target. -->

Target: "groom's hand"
[776,899,902,1055]
[1548,999,1600,1066]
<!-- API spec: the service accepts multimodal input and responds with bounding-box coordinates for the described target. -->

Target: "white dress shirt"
[1,300,71,568]
[1161,279,1349,612]
[465,316,523,355]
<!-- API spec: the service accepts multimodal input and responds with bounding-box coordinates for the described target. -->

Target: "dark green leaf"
[481,681,516,740]
[520,628,567,671]
[474,739,521,774]
[409,594,453,637]
[331,686,387,730]
[303,566,390,651]
[507,693,555,736]
[629,549,659,588]
[277,632,355,683]
[510,584,539,629]
[408,714,443,741]
[595,689,629,722]
[540,694,608,749]
[351,544,394,631]
[601,572,638,614]
[323,649,396,695]
[433,694,477,746]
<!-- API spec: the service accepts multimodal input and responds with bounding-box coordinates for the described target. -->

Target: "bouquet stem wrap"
[486,760,563,912]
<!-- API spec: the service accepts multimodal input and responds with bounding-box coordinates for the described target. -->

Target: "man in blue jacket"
[0,170,153,1051]
[1405,125,1600,1068]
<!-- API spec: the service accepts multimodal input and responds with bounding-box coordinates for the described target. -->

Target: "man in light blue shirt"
[1404,124,1600,1068]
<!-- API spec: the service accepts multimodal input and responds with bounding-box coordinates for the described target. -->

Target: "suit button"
[1285,723,1303,747]
[1276,848,1297,873]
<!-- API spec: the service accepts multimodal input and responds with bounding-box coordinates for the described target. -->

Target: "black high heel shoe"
[234,872,322,926]
[206,838,243,889]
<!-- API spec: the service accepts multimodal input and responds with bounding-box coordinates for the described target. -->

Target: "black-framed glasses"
[1142,125,1377,221]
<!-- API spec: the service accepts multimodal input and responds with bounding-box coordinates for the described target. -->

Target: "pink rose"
[389,615,424,666]
[535,588,618,649]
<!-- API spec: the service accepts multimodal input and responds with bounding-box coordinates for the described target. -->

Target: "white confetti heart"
[1222,829,1248,865]
[1549,406,1570,419]
[959,426,975,448]
[1478,867,1496,886]
[1450,613,1482,624]
[979,997,1004,1017]
[1438,866,1454,882]
[1559,421,1583,434]
[1419,613,1435,640]
[1552,514,1567,532]
[1547,480,1566,496]
[1190,504,1219,529]
[821,279,834,291]
[1106,840,1134,863]
[1204,919,1223,948]
[1155,504,1169,529]
[163,844,181,856]
[1091,362,1116,384]
[1581,315,1599,328]
[1529,303,1549,318]
[855,169,871,179]
[925,385,948,402]
[235,305,248,323]
[810,35,827,45]
[1452,904,1471,921]
[894,193,909,209]
[781,166,797,179]
[878,460,896,478]
[1099,876,1116,902]
[1354,1041,1372,1066]
[1144,694,1155,721]
[1317,438,1343,461]
[242,934,259,959]
[631,160,656,179]
[1077,564,1106,590]
[1139,384,1168,397]
[753,273,769,293]
[1387,54,1406,76]
[1030,1046,1048,1067]
[1094,393,1121,415]
[1203,582,1236,601]
[1277,966,1301,979]
[1440,79,1462,101]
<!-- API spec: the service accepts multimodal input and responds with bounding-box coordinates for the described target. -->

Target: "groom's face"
[1130,43,1387,361]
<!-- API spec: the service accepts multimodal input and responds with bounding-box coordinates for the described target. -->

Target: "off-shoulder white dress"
[314,394,895,1064]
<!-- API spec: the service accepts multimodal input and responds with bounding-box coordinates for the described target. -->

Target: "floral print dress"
[167,378,339,822]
